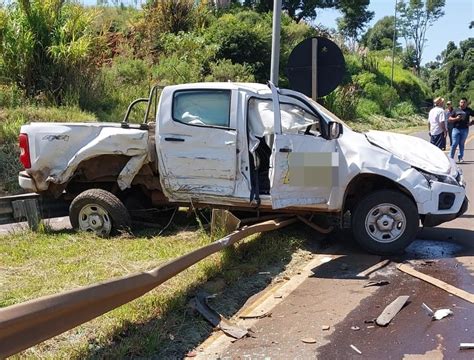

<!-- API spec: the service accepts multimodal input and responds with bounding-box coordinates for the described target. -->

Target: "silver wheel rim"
[78,204,112,236]
[364,203,406,243]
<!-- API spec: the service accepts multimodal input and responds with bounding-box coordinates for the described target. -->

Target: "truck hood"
[364,130,452,175]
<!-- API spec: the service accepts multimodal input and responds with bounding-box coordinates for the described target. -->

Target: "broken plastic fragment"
[433,308,453,320]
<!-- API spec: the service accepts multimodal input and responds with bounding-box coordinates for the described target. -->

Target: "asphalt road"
[197,133,474,359]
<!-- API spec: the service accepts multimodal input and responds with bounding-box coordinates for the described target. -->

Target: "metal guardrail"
[0,193,70,227]
[0,217,297,357]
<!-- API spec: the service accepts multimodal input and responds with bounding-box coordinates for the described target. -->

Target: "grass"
[347,114,426,132]
[0,213,309,359]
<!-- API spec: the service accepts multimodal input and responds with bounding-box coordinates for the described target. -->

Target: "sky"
[315,0,473,65]
[82,0,473,65]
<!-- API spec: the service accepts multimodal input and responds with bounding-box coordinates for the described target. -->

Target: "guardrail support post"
[12,199,41,231]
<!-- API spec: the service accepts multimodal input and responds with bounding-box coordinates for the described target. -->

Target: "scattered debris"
[376,295,410,326]
[357,259,390,278]
[421,303,434,316]
[460,343,474,350]
[210,209,241,237]
[433,309,453,320]
[364,280,390,288]
[239,311,272,320]
[397,263,474,304]
[350,344,362,354]
[351,326,360,331]
[301,337,317,344]
[186,350,197,357]
[190,292,248,339]
[322,325,330,331]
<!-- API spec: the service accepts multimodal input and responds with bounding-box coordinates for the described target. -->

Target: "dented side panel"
[156,86,238,201]
[21,123,149,191]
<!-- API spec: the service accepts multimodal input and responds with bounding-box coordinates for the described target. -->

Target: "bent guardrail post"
[0,217,297,358]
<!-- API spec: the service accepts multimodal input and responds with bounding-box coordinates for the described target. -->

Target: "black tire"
[70,189,131,236]
[351,190,419,255]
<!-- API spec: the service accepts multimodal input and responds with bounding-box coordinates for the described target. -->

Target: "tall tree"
[396,0,445,75]
[361,16,399,51]
[244,0,337,23]
[336,0,374,49]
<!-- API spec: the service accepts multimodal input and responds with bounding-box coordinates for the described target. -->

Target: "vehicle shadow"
[78,223,328,359]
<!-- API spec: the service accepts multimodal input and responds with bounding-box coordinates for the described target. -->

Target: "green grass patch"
[1,219,307,358]
[347,114,426,132]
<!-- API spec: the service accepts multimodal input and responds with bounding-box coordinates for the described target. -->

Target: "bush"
[205,12,271,82]
[323,84,360,121]
[0,1,99,104]
[204,60,255,82]
[356,98,382,119]
[364,83,399,114]
[390,101,416,117]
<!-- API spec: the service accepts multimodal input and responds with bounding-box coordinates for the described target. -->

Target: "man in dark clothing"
[449,97,474,163]
[445,101,455,146]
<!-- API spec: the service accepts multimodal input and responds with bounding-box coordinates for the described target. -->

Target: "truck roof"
[164,82,272,95]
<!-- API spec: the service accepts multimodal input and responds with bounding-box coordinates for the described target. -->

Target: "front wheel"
[351,190,419,255]
[69,189,131,237]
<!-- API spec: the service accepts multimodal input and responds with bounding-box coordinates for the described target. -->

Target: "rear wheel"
[351,190,419,255]
[70,189,131,236]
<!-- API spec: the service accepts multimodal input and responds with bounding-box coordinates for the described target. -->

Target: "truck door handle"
[279,148,292,153]
[164,137,185,142]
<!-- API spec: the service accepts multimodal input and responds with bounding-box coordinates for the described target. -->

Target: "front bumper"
[422,196,469,227]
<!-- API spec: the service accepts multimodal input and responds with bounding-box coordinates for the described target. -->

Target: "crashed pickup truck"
[18,82,468,254]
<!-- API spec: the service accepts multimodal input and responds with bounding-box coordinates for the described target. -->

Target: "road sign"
[286,37,346,99]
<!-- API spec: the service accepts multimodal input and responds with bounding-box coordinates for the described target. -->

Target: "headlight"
[418,169,459,186]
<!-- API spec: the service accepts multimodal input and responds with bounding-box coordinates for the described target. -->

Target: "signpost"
[286,37,346,101]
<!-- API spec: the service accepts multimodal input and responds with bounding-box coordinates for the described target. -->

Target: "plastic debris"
[433,308,453,320]
[350,344,362,354]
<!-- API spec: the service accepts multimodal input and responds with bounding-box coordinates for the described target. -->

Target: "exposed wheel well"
[343,174,416,215]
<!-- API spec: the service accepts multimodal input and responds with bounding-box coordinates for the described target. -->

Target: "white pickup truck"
[18,82,467,254]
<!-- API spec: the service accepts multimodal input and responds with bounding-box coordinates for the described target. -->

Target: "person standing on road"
[428,97,446,150]
[449,97,474,163]
[445,100,455,146]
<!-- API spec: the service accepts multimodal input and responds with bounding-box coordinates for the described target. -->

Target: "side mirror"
[328,121,343,140]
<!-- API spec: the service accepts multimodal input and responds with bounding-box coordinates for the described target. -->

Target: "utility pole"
[391,0,398,88]
[270,0,282,85]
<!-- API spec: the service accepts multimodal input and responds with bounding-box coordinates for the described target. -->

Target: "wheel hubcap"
[78,204,112,236]
[365,203,406,243]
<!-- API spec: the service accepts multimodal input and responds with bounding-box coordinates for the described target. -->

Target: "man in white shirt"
[428,97,446,150]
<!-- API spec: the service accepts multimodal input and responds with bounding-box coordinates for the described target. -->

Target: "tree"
[336,0,374,49]
[361,16,399,51]
[243,0,337,23]
[396,0,445,75]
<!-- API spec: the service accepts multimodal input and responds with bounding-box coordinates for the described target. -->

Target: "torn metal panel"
[20,123,149,191]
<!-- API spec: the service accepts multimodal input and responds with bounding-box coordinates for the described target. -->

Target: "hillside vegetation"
[0,1,448,193]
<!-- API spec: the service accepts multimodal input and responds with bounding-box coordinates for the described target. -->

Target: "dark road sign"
[286,37,346,98]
